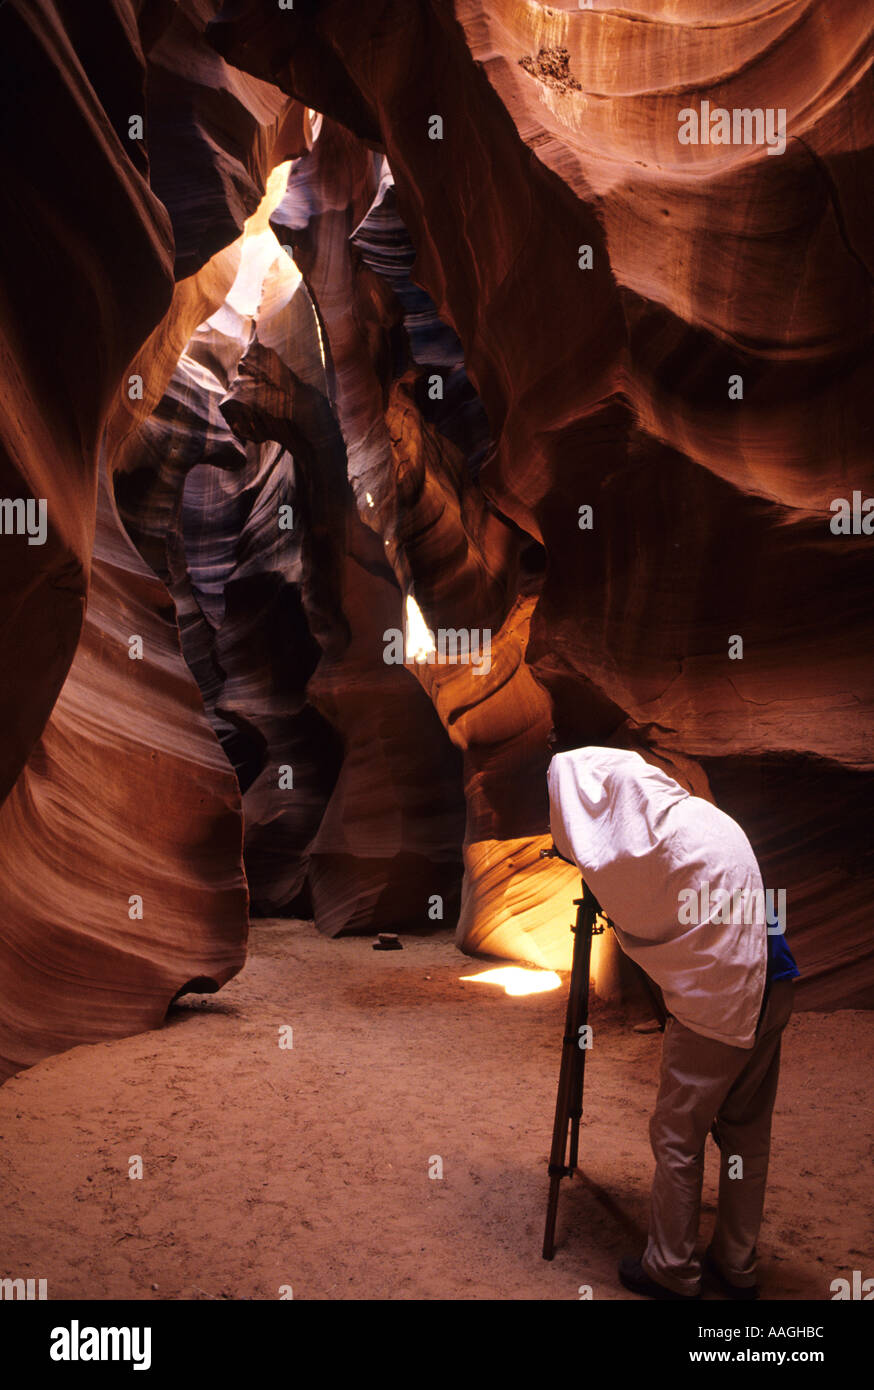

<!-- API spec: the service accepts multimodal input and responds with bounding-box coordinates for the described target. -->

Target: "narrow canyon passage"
[1,0,872,1339]
[2,922,870,1302]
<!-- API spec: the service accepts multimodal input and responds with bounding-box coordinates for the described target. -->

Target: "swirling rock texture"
[115,202,342,918]
[0,0,296,1080]
[216,310,467,937]
[261,125,582,970]
[117,201,466,927]
[0,0,872,1083]
[206,0,874,1006]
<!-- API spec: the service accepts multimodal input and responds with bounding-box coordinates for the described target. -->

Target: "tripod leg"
[542,886,598,1259]
[567,919,594,1173]
[543,1175,562,1261]
[542,1001,577,1259]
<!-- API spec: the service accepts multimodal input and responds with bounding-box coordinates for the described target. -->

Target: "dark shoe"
[703,1250,759,1301]
[618,1255,700,1301]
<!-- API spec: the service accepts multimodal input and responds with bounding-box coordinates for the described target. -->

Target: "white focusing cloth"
[548,748,767,1048]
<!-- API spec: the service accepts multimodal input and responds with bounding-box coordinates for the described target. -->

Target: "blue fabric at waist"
[767,924,800,982]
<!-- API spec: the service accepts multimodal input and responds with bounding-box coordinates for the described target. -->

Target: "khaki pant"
[642,979,794,1296]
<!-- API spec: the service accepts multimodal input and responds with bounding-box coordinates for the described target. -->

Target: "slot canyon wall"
[0,0,871,1080]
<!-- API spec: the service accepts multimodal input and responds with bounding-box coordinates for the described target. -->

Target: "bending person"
[548,746,799,1301]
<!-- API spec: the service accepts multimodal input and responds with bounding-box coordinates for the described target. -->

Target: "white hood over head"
[548,747,767,1047]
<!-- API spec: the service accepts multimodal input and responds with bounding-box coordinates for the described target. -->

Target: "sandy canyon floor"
[1,920,871,1301]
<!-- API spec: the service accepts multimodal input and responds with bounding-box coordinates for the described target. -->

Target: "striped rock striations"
[216,278,468,937]
[1,1,872,1085]
[208,0,874,1004]
[0,0,296,1079]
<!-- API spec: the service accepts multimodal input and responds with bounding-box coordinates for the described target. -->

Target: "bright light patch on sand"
[459,967,562,996]
[405,594,436,663]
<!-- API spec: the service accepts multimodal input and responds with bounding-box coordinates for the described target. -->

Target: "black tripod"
[539,846,668,1258]
[541,877,604,1260]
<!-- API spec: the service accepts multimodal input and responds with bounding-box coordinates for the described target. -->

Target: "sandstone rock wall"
[0,0,293,1079]
[208,0,874,1003]
[0,2,871,1082]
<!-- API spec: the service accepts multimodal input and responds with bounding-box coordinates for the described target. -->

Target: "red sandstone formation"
[0,475,248,1079]
[262,127,573,962]
[219,335,467,936]
[207,0,874,1005]
[115,168,467,926]
[0,1,872,1080]
[115,212,338,917]
[0,1,294,1079]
